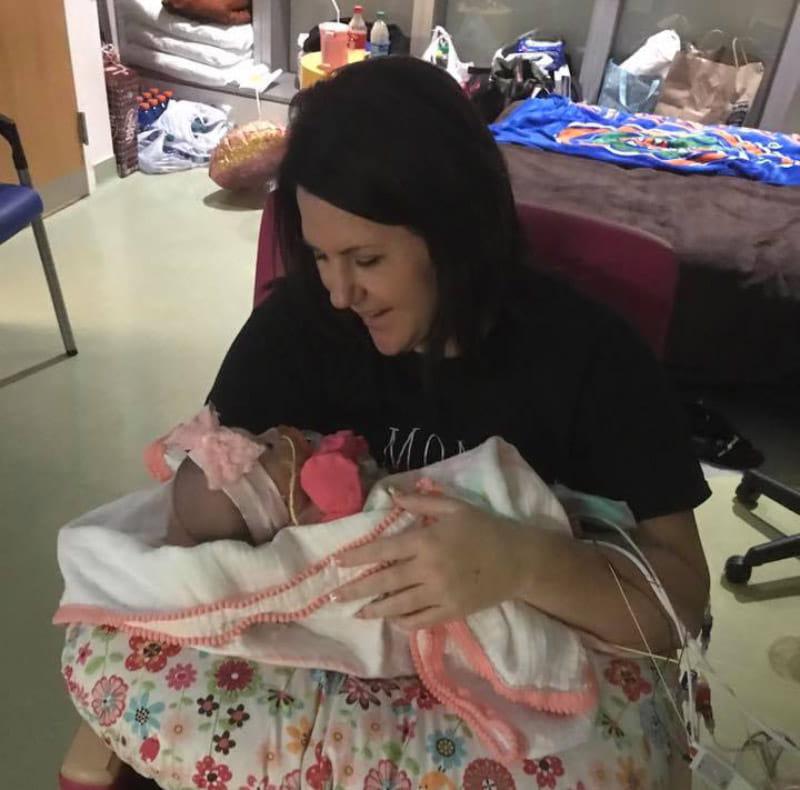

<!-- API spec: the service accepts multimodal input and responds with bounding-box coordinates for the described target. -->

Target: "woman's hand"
[332,490,525,629]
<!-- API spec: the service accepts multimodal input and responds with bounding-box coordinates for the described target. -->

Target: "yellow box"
[300,50,368,89]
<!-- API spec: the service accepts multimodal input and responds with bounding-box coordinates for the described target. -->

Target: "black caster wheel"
[735,480,759,509]
[725,556,752,584]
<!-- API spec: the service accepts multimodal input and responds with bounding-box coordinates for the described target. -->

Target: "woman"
[206,56,710,784]
[211,56,709,641]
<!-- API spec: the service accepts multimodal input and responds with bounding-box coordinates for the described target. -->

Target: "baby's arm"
[167,458,252,546]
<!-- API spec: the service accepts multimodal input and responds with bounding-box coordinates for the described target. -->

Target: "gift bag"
[598,60,662,114]
[654,36,764,126]
[421,25,472,86]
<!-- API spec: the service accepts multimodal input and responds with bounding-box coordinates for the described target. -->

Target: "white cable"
[582,515,683,629]
[588,530,800,759]
[685,641,800,756]
[605,558,689,730]
[591,538,687,644]
[590,538,698,740]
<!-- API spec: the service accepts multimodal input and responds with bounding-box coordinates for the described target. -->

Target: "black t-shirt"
[208,273,710,521]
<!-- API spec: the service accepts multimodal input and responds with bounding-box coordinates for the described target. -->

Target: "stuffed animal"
[144,406,375,547]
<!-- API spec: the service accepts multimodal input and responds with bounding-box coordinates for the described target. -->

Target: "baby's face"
[256,427,313,510]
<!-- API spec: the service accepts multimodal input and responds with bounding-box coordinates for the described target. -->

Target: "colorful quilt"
[491,96,800,186]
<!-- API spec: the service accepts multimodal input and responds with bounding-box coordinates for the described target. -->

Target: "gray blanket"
[501,144,800,297]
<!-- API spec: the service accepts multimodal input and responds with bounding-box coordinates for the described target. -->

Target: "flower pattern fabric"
[62,624,684,790]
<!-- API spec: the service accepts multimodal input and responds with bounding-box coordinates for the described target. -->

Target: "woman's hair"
[274,56,526,363]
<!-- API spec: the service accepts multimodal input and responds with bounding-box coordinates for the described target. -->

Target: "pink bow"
[162,406,265,490]
[300,431,369,521]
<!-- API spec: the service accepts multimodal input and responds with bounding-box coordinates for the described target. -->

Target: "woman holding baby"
[66,56,710,789]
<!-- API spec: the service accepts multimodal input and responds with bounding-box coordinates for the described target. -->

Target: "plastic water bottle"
[370,11,390,58]
[347,5,367,50]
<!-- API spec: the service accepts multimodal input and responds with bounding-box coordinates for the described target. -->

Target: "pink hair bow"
[301,430,369,521]
[147,406,265,490]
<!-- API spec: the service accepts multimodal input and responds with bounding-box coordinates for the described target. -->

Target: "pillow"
[209,121,287,190]
[162,0,252,26]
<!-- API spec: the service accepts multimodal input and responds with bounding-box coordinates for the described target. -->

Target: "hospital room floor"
[1,169,798,789]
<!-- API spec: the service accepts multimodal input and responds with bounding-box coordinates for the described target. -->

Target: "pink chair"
[254,195,678,358]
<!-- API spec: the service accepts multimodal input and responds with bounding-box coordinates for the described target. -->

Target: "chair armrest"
[0,113,29,173]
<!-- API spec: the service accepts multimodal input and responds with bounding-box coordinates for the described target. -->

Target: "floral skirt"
[62,623,688,790]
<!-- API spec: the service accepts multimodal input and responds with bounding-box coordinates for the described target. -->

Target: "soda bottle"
[347,5,367,50]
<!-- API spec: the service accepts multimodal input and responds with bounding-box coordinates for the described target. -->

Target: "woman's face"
[297,187,437,356]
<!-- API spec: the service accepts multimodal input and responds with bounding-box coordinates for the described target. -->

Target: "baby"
[144,406,377,547]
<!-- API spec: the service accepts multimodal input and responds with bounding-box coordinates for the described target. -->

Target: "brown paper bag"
[654,39,764,126]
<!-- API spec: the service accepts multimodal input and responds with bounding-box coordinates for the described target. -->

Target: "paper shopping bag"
[654,40,763,126]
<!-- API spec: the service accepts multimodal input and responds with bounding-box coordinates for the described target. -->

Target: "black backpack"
[466,42,582,124]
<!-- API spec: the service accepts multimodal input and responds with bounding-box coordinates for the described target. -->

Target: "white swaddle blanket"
[55,438,605,760]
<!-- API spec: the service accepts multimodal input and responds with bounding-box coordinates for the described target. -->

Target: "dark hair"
[274,56,526,363]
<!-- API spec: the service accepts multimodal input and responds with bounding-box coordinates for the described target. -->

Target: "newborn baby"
[144,406,376,547]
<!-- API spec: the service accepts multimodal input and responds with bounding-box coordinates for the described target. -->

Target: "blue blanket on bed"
[490,96,800,186]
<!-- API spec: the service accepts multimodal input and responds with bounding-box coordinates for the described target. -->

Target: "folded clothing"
[164,0,251,25]
[118,0,253,52]
[126,22,250,68]
[122,42,278,89]
[54,438,620,761]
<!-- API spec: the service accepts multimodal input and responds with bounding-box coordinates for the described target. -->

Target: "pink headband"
[146,406,292,544]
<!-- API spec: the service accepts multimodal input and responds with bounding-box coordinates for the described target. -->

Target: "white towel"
[122,42,278,90]
[55,438,600,761]
[126,22,251,68]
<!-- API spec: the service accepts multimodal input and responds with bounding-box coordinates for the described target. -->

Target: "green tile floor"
[0,170,797,788]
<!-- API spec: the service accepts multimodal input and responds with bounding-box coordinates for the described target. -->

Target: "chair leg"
[59,721,123,789]
[30,215,78,356]
[726,470,800,584]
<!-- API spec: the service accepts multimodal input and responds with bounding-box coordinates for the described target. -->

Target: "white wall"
[63,0,114,188]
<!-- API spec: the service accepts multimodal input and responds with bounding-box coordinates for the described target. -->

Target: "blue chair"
[1,113,77,357]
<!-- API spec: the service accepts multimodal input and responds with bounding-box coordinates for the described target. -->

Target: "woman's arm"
[512,509,709,652]
[334,493,709,654]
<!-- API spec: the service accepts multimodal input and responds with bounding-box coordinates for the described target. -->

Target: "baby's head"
[146,408,372,547]
[146,409,314,545]
[250,425,314,524]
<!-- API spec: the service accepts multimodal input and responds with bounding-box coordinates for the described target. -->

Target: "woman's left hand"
[332,489,526,629]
